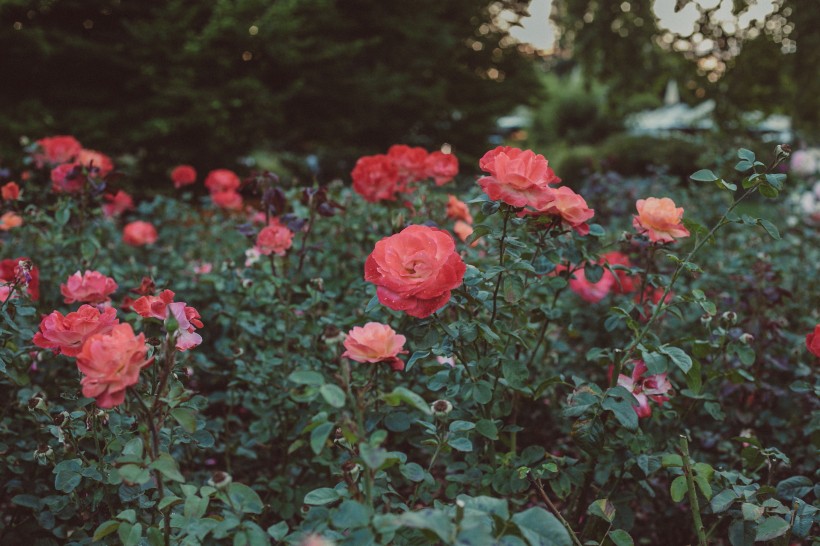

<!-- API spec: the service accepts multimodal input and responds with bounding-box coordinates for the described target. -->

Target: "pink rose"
[102,190,135,217]
[806,324,820,358]
[123,221,158,246]
[633,197,690,243]
[530,186,594,235]
[77,149,114,177]
[133,289,175,320]
[424,151,458,186]
[33,135,82,167]
[256,218,294,256]
[32,305,119,357]
[342,322,408,371]
[1,182,20,201]
[50,163,84,193]
[478,147,560,209]
[171,165,197,188]
[61,270,118,304]
[204,169,240,193]
[616,360,672,418]
[211,190,243,210]
[0,257,39,301]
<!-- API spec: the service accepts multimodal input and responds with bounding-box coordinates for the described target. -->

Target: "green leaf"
[659,346,692,373]
[737,148,755,162]
[694,475,712,500]
[267,522,288,540]
[93,520,120,541]
[502,359,529,389]
[11,494,42,510]
[170,407,197,433]
[54,471,82,493]
[55,205,71,226]
[602,395,638,431]
[118,522,142,546]
[511,506,572,546]
[227,483,264,514]
[448,420,475,432]
[150,453,185,482]
[382,387,431,415]
[310,421,334,455]
[359,442,388,469]
[661,454,683,467]
[458,495,510,519]
[304,487,340,506]
[447,437,473,452]
[670,475,687,503]
[775,475,812,501]
[759,184,779,198]
[331,499,371,529]
[398,509,455,542]
[319,384,346,408]
[287,370,324,385]
[735,160,753,172]
[587,499,616,523]
[475,419,499,440]
[729,520,756,546]
[757,219,780,240]
[400,462,425,482]
[503,274,525,304]
[609,529,634,546]
[710,489,739,513]
[183,495,208,519]
[754,516,789,541]
[765,173,786,190]
[741,502,764,521]
[690,169,719,182]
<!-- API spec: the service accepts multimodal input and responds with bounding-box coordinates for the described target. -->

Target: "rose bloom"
[133,290,202,351]
[531,186,594,235]
[342,322,408,371]
[600,251,638,294]
[615,360,672,418]
[77,149,114,177]
[61,270,118,304]
[123,221,158,246]
[171,165,197,188]
[446,195,473,223]
[0,211,22,231]
[806,324,820,358]
[351,154,401,202]
[478,147,560,209]
[365,225,466,318]
[204,169,240,193]
[133,289,175,320]
[50,163,85,193]
[0,257,40,300]
[211,190,243,210]
[633,197,690,243]
[564,264,615,303]
[256,218,294,256]
[424,151,458,186]
[0,284,15,303]
[32,305,119,357]
[76,323,151,409]
[2,182,20,201]
[388,145,428,188]
[453,220,479,247]
[102,190,135,217]
[33,135,82,167]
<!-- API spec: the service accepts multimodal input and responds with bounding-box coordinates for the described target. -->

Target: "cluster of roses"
[33,135,114,194]
[351,145,459,202]
[31,270,202,409]
[0,180,22,232]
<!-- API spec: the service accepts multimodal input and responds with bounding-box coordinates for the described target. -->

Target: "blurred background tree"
[0,0,541,183]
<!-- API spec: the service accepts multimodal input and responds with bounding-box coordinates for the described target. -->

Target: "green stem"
[529,476,584,546]
[679,436,708,546]
[489,207,512,324]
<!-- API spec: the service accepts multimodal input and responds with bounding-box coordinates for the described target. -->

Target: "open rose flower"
[171,165,197,188]
[2,182,20,201]
[453,220,478,246]
[633,197,690,243]
[388,145,428,189]
[133,289,202,351]
[530,186,594,235]
[1,257,39,300]
[615,360,672,418]
[123,221,158,246]
[50,163,85,193]
[133,289,175,320]
[806,325,820,358]
[76,323,151,408]
[61,270,118,304]
[478,147,560,209]
[204,169,241,193]
[256,218,294,256]
[77,149,114,177]
[33,305,119,357]
[365,225,466,318]
[424,151,458,186]
[351,154,400,202]
[342,322,408,371]
[0,212,22,231]
[446,195,473,223]
[102,190,134,217]
[211,190,243,210]
[558,263,614,303]
[33,135,82,167]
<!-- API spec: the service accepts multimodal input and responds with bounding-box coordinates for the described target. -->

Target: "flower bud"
[53,410,71,427]
[34,444,53,465]
[207,471,232,490]
[700,314,713,327]
[739,333,754,345]
[720,311,738,325]
[431,399,453,417]
[775,144,791,163]
[165,314,180,334]
[27,394,47,412]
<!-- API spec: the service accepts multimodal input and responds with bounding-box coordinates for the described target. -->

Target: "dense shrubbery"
[0,137,818,545]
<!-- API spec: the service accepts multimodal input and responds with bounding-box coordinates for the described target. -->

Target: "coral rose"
[424,151,458,186]
[133,290,202,351]
[256,218,294,256]
[365,225,466,318]
[453,220,479,247]
[478,147,560,209]
[61,270,118,304]
[446,195,473,223]
[76,323,151,408]
[388,145,428,188]
[0,257,39,300]
[204,169,240,193]
[0,212,22,231]
[633,197,690,243]
[2,182,20,201]
[33,305,119,357]
[351,154,400,202]
[102,190,135,217]
[123,221,158,246]
[566,264,614,303]
[806,325,820,358]
[171,165,197,188]
[531,186,594,235]
[342,322,408,371]
[50,163,85,193]
[133,289,175,320]
[77,149,114,177]
[211,190,243,210]
[33,135,82,167]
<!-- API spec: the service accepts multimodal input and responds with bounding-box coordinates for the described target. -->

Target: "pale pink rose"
[61,270,118,304]
[342,322,408,371]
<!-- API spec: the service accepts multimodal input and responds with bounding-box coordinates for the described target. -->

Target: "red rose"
[388,145,428,189]
[1,182,20,201]
[204,169,240,193]
[807,325,820,358]
[351,154,400,202]
[365,225,466,318]
[123,221,158,246]
[33,135,82,167]
[424,151,458,186]
[171,165,197,188]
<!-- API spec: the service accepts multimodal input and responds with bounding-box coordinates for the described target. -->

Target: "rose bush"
[0,138,817,546]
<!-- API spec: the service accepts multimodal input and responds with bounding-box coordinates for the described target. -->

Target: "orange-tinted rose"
[1,182,20,201]
[446,195,473,223]
[61,270,118,304]
[256,218,294,256]
[365,225,466,318]
[351,154,400,202]
[633,197,690,243]
[204,169,240,193]
[33,135,82,167]
[123,221,158,246]
[133,289,175,320]
[77,149,114,177]
[806,325,820,358]
[342,322,408,371]
[453,220,479,247]
[102,190,135,217]
[0,212,22,231]
[171,165,197,188]
[531,186,594,235]
[76,323,151,408]
[33,305,119,357]
[424,151,458,186]
[478,147,560,209]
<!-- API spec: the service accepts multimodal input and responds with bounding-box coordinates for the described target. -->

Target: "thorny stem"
[679,436,708,546]
[489,207,512,324]
[529,475,584,546]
